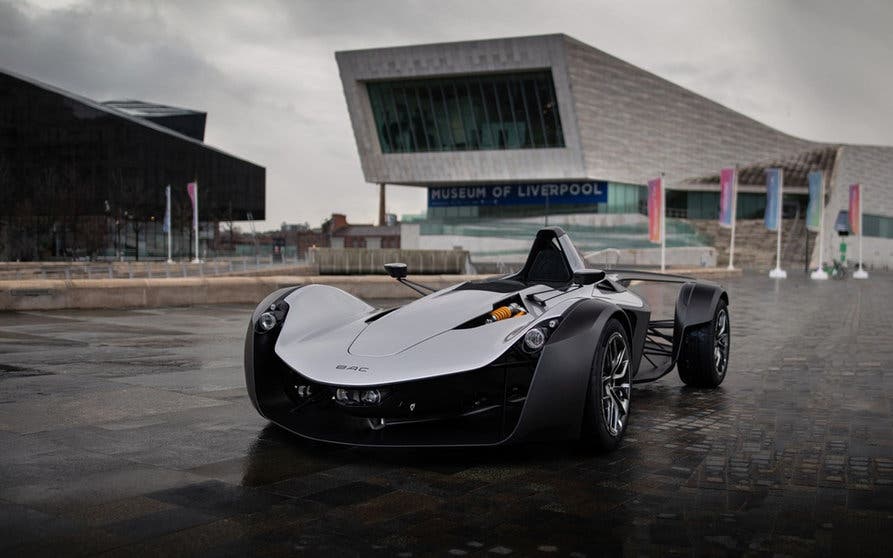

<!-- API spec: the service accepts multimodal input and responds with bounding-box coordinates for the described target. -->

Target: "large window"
[367,71,565,153]
[864,213,893,239]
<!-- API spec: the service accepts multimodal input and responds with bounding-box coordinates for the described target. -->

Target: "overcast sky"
[2,0,891,230]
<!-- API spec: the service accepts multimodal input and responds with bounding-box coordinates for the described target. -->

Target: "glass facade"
[665,191,804,220]
[367,71,565,153]
[864,213,893,239]
[0,71,265,260]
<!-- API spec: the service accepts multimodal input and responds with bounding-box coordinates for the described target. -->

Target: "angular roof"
[681,146,840,188]
[102,99,205,119]
[0,67,259,166]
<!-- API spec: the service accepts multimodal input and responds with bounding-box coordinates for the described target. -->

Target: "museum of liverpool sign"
[427,181,609,207]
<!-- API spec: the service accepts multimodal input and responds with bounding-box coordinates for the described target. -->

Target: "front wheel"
[677,299,730,388]
[580,319,631,452]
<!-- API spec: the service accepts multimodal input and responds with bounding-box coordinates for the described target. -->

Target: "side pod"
[507,298,632,443]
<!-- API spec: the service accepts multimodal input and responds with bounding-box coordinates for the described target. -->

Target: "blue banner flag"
[163,185,171,233]
[806,171,823,232]
[764,168,782,231]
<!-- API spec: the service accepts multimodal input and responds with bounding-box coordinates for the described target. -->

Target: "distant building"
[269,214,401,259]
[0,69,265,260]
[325,213,400,249]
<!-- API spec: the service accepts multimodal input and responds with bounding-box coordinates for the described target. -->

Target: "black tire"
[580,318,631,452]
[677,299,730,388]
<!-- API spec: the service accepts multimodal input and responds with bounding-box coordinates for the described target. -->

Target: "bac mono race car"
[245,227,730,451]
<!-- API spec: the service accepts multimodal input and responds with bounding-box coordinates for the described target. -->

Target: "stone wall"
[309,248,468,275]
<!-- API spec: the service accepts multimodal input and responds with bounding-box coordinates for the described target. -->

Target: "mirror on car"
[573,269,606,285]
[384,262,408,279]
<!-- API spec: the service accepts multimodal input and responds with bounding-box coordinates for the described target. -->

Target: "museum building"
[337,34,893,267]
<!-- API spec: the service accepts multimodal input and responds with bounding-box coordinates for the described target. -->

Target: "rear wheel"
[581,319,631,452]
[677,299,729,387]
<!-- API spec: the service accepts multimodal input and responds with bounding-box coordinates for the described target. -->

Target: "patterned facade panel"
[562,36,820,186]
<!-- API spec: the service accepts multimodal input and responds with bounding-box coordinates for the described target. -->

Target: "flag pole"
[769,169,787,278]
[727,166,738,270]
[810,172,828,279]
[166,185,173,264]
[854,185,868,278]
[660,173,666,272]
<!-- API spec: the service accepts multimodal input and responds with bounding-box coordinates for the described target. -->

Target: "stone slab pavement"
[0,272,890,556]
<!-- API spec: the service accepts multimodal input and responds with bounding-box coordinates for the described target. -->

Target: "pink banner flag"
[187,182,197,208]
[719,168,735,228]
[647,177,662,244]
[187,180,198,227]
[849,184,860,235]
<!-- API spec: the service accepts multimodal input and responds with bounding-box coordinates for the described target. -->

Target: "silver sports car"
[244,227,730,451]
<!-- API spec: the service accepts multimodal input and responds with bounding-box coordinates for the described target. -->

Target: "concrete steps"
[688,218,816,270]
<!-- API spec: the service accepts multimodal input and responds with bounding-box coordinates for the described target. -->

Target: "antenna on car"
[384,263,437,296]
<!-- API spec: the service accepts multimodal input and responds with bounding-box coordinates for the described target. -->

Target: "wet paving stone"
[0,274,892,555]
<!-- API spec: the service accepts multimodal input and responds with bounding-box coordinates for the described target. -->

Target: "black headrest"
[526,249,571,286]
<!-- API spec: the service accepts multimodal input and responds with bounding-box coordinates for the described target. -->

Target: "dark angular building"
[102,99,207,142]
[0,69,265,260]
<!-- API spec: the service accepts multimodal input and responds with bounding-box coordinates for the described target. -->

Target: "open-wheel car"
[245,227,730,451]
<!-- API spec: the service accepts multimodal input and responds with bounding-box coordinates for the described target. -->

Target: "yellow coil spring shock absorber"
[487,306,512,322]
[486,303,526,323]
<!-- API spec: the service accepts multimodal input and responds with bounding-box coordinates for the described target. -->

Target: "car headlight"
[518,318,561,354]
[361,389,382,405]
[334,387,385,406]
[257,311,277,332]
[523,327,547,351]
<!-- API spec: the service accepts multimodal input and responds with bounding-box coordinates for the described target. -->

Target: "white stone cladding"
[818,145,893,269]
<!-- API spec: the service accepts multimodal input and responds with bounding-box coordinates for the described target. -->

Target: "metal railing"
[583,248,622,269]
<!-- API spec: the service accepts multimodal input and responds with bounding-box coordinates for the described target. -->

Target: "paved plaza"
[0,273,891,556]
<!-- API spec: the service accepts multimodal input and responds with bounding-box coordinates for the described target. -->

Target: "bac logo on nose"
[336,364,369,372]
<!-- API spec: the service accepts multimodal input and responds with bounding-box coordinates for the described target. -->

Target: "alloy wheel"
[714,309,729,375]
[602,331,631,437]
